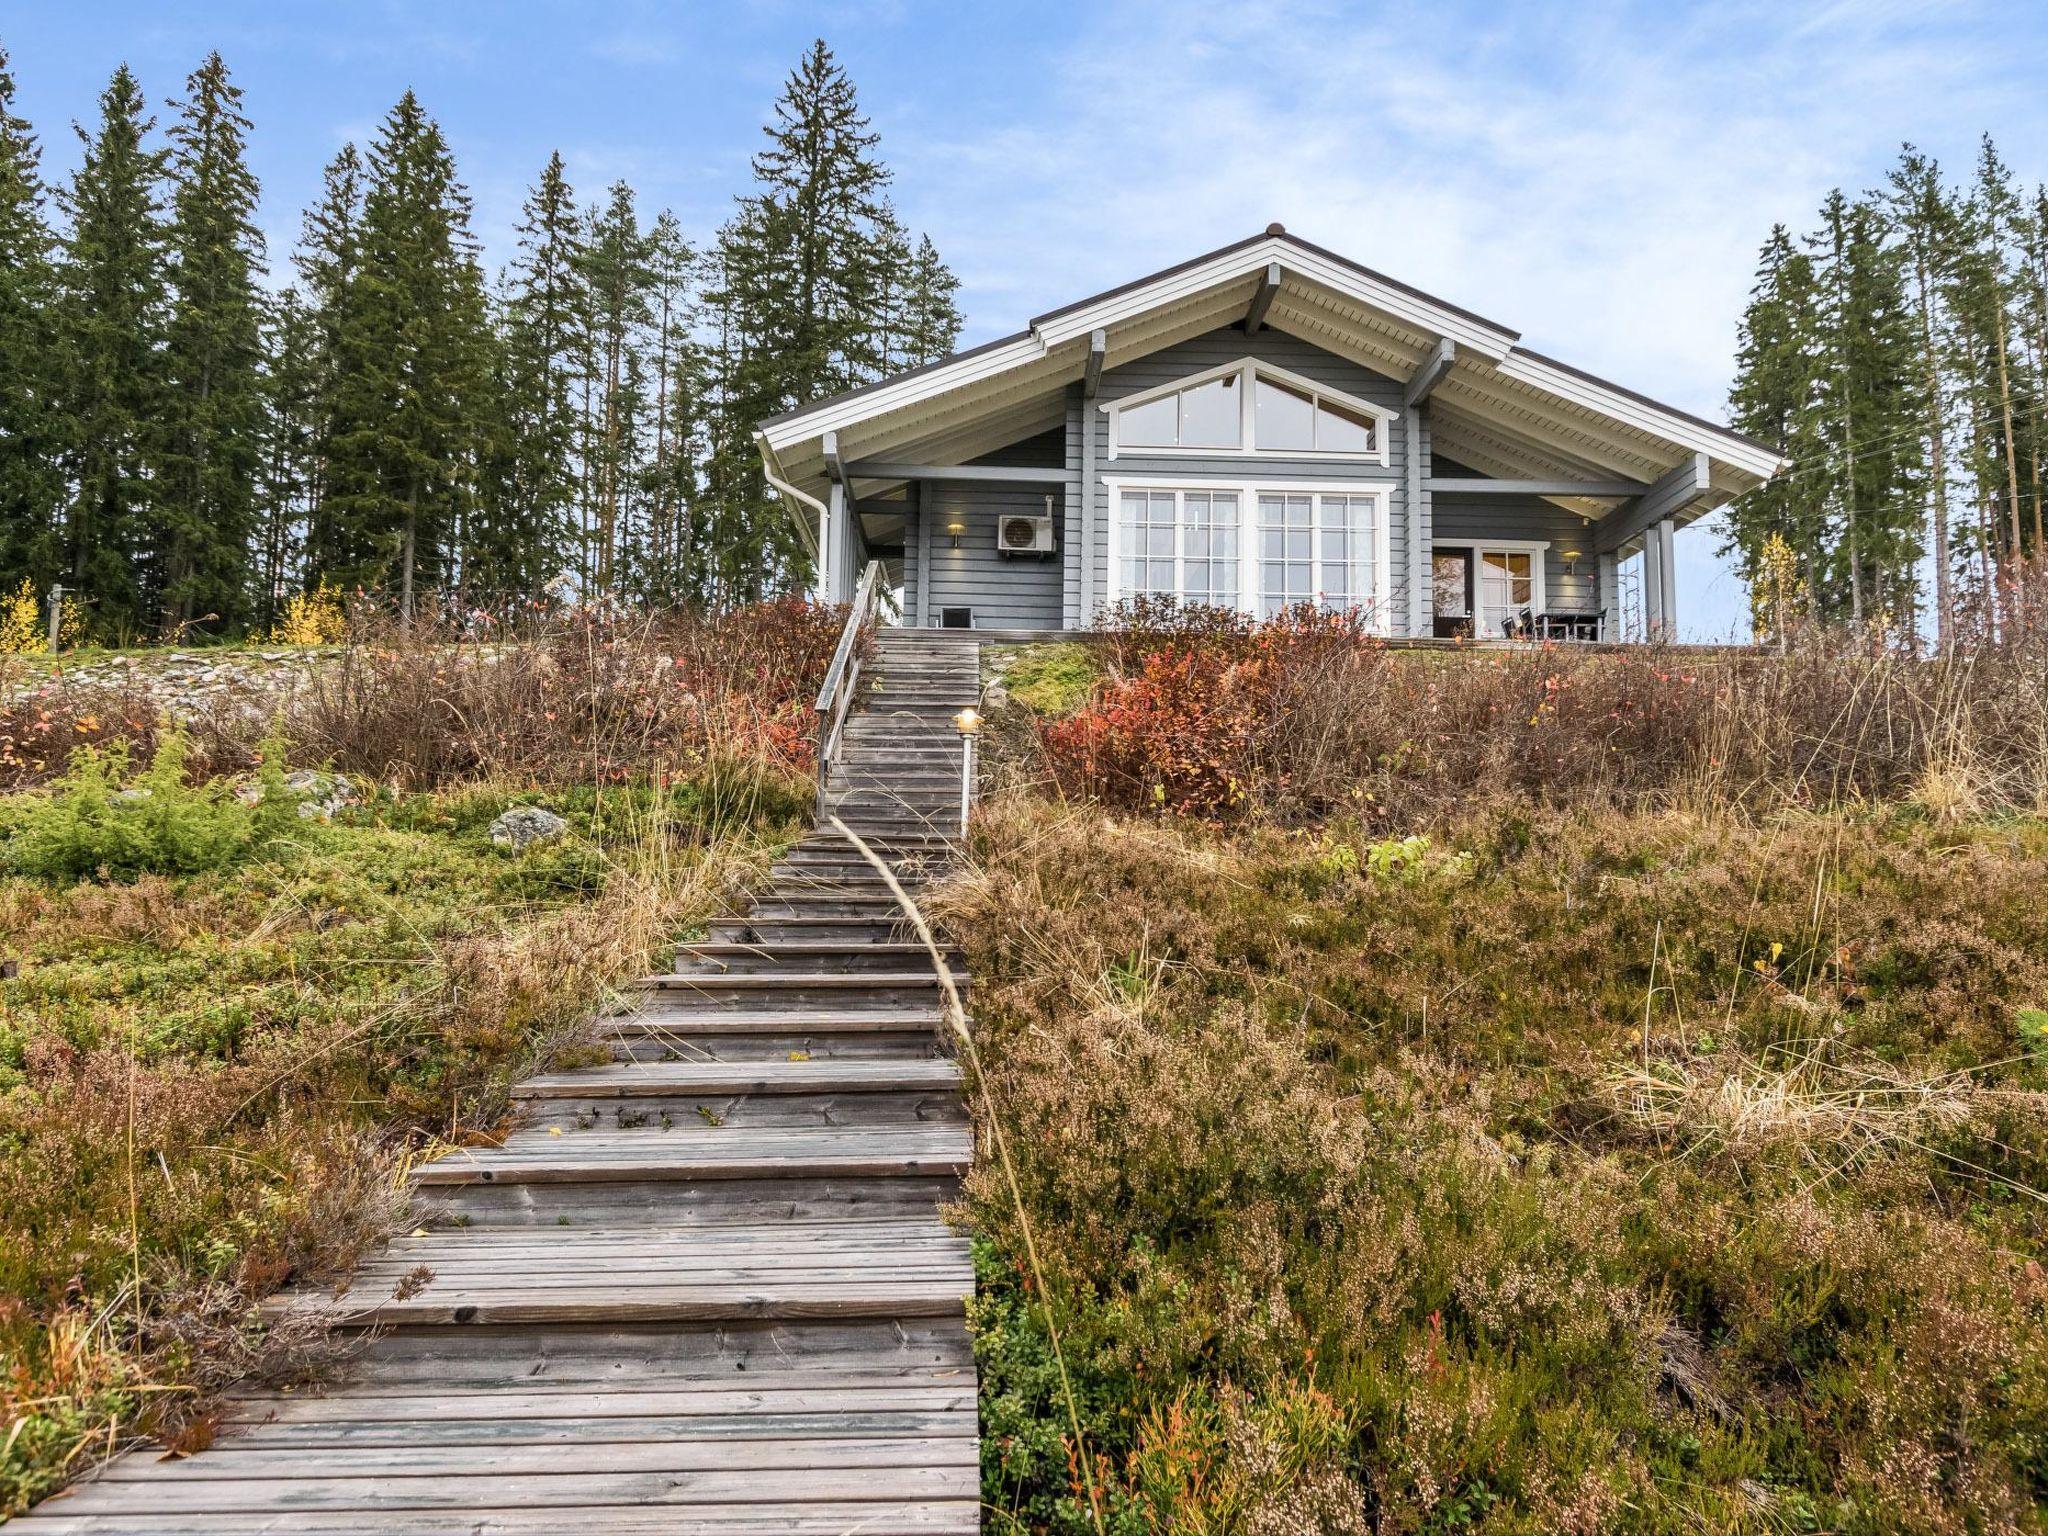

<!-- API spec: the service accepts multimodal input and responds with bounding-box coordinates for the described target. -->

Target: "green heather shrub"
[1,731,297,884]
[944,795,2048,1534]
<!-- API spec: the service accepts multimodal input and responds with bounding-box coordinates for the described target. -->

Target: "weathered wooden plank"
[230,1396,973,1429]
[515,1059,963,1098]
[92,1435,979,1480]
[40,1462,977,1513]
[270,1285,972,1327]
[13,1502,982,1534]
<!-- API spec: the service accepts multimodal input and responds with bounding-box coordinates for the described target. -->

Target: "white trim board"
[1102,475,1395,634]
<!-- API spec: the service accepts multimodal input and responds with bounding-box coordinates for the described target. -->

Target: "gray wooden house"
[755,226,1783,640]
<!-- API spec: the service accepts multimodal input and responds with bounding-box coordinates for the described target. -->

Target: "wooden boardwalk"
[19,632,985,1534]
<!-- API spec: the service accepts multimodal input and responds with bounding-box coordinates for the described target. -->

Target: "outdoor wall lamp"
[947,520,965,548]
[1560,547,1583,576]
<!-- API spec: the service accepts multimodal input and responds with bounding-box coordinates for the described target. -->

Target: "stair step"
[708,918,913,942]
[643,972,941,992]
[266,1220,974,1326]
[517,1059,961,1098]
[676,942,954,975]
[608,1006,949,1035]
[412,1125,973,1187]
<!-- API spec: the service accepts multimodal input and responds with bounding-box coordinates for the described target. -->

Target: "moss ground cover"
[0,736,804,1514]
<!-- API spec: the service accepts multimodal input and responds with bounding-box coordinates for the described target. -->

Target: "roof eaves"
[1501,346,1788,475]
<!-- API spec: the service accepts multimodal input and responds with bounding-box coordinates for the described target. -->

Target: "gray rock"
[233,767,360,820]
[490,806,568,851]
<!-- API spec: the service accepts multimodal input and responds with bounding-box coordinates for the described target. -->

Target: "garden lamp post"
[951,706,982,834]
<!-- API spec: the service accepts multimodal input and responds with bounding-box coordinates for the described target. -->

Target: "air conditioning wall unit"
[996,495,1057,559]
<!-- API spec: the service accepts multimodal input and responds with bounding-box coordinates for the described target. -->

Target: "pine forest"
[0,39,962,641]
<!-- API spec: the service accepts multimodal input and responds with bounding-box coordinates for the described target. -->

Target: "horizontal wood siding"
[1080,327,1410,630]
[906,429,1070,629]
[1428,459,1601,616]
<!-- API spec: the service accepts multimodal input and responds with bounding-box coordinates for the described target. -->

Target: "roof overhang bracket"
[1403,338,1456,409]
[1595,452,1712,553]
[822,430,856,511]
[1082,328,1106,400]
[1243,262,1280,333]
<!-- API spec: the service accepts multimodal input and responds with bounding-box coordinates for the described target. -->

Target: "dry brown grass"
[943,791,2048,1533]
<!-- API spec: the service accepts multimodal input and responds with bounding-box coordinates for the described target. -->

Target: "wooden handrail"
[814,561,888,814]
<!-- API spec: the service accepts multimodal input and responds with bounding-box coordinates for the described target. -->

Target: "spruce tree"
[294,144,370,588]
[157,51,264,634]
[1943,138,2030,621]
[55,64,170,639]
[1885,147,1964,644]
[254,285,319,626]
[577,181,652,594]
[325,92,494,616]
[483,150,584,600]
[0,45,64,594]
[640,210,699,604]
[1726,225,1827,616]
[903,232,963,366]
[1806,189,1924,628]
[711,40,899,594]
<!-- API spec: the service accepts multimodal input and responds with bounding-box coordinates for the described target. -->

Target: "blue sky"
[8,0,2048,636]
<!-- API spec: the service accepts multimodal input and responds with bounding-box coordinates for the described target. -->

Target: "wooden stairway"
[19,630,986,1534]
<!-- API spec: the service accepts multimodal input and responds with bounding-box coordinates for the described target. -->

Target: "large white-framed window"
[1254,491,1381,618]
[1115,487,1241,608]
[1104,477,1391,630]
[1103,358,1394,466]
[1431,540,1549,638]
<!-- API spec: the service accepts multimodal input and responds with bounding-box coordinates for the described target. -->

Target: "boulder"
[490,806,568,851]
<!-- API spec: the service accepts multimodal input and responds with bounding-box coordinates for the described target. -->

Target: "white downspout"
[757,436,828,595]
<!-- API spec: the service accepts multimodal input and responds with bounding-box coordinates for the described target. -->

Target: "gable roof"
[756,227,1785,529]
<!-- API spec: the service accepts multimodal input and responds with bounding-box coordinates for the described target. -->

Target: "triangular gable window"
[1104,359,1393,464]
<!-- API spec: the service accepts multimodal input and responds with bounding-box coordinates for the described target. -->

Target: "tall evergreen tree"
[294,143,369,588]
[253,285,319,625]
[640,209,700,604]
[481,150,584,600]
[1807,188,1923,628]
[157,51,265,633]
[902,232,963,366]
[0,45,64,594]
[324,91,495,616]
[708,38,950,595]
[1885,146,1964,645]
[1725,225,1827,613]
[55,64,169,638]
[577,181,652,594]
[1943,136,2031,622]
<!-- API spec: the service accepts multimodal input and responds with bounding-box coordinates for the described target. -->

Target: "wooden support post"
[1641,529,1664,640]
[1405,406,1428,637]
[1659,518,1679,640]
[915,481,932,627]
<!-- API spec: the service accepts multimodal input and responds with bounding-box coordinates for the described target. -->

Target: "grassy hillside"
[954,618,2048,1534]
[0,605,832,1515]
